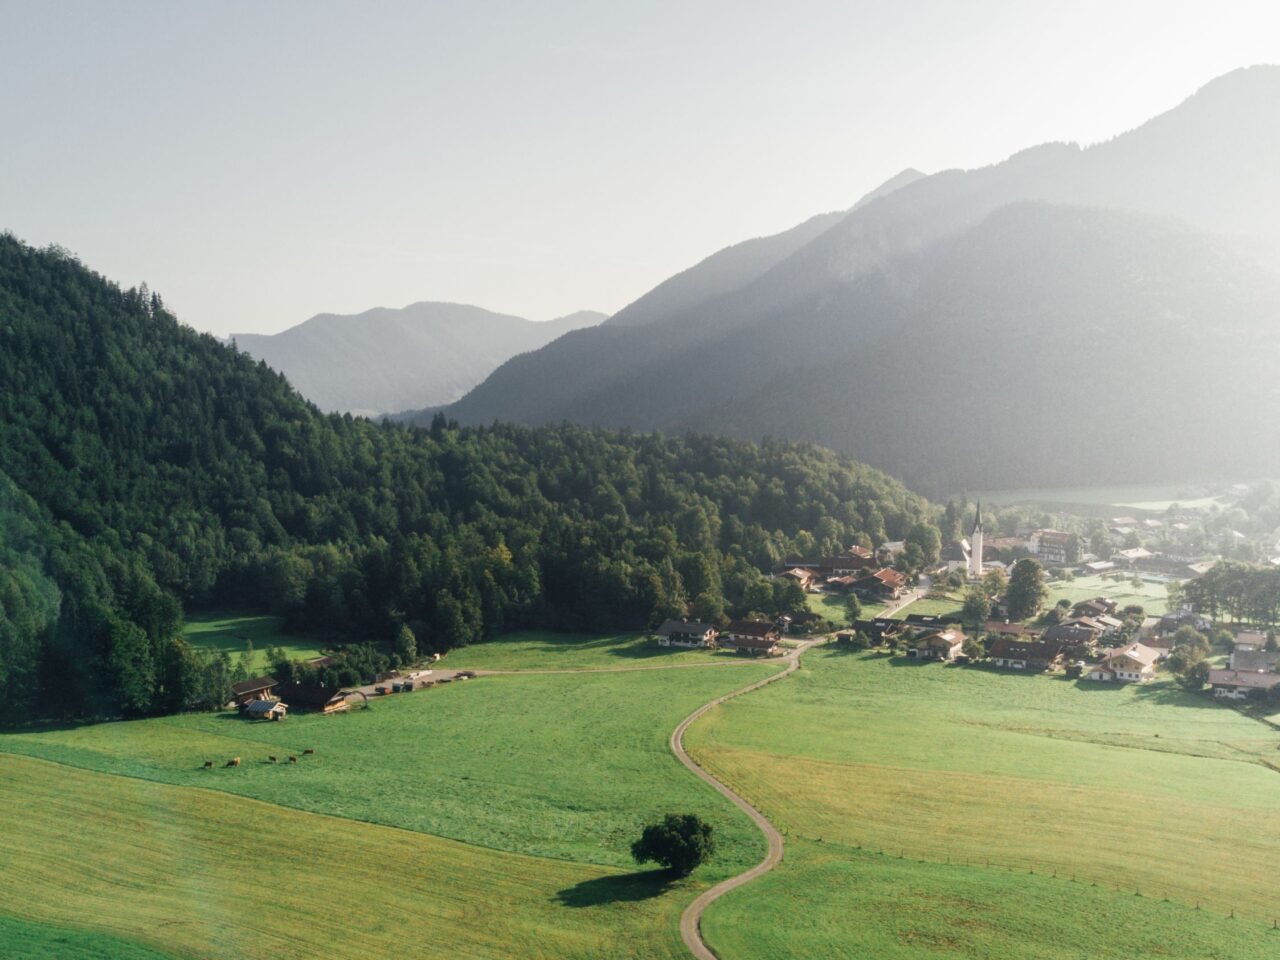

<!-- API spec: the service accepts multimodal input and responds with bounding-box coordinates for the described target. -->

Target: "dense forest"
[0,235,934,720]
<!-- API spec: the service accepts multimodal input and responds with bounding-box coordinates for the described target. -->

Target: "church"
[968,502,985,579]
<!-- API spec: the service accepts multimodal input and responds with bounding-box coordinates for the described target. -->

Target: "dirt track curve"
[669,637,825,960]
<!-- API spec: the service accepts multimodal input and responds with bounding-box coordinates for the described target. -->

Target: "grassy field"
[442,629,740,670]
[889,594,962,620]
[0,664,779,871]
[805,592,888,627]
[688,650,1280,928]
[0,755,692,960]
[183,610,327,670]
[0,913,175,960]
[971,483,1233,511]
[1042,574,1176,616]
[702,839,1280,959]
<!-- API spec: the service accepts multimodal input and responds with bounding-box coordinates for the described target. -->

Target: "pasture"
[1042,573,1175,616]
[0,663,780,871]
[0,913,174,960]
[688,650,1280,928]
[442,629,733,670]
[702,839,1280,960]
[0,755,691,960]
[183,610,327,670]
[805,592,888,626]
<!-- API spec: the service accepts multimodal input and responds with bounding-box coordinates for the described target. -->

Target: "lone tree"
[1006,558,1048,621]
[631,814,716,876]
[961,586,990,630]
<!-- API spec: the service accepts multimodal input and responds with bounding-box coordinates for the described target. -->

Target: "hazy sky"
[2,1,1278,336]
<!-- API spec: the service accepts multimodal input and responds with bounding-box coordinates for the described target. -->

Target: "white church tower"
[968,502,984,579]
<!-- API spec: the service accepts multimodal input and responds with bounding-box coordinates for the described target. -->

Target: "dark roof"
[243,699,284,715]
[725,620,779,639]
[988,638,1064,662]
[231,676,277,696]
[983,621,1035,636]
[1041,624,1099,644]
[277,682,347,707]
[656,619,717,637]
[722,634,779,650]
[1231,650,1280,673]
[1209,669,1280,690]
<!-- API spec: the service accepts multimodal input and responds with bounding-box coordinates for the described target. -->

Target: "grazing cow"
[302,748,315,755]
[288,755,298,764]
[202,760,213,769]
[225,757,241,768]
[268,756,277,763]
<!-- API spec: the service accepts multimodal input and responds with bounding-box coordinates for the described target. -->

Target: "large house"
[777,568,819,591]
[1086,643,1160,683]
[1028,530,1073,565]
[720,620,781,656]
[908,628,966,662]
[987,638,1065,672]
[853,568,907,601]
[277,682,350,713]
[230,676,278,707]
[1041,623,1101,651]
[785,547,873,578]
[1229,649,1280,673]
[655,620,718,648]
[1208,669,1280,700]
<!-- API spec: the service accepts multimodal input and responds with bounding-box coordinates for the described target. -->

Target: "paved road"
[669,636,827,960]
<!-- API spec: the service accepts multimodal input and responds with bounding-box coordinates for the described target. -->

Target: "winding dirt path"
[670,637,825,960]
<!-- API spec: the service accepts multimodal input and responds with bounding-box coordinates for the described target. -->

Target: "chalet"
[1208,669,1280,700]
[987,638,1065,672]
[242,699,287,720]
[230,676,278,707]
[1028,530,1073,565]
[1061,615,1123,638]
[1071,598,1119,619]
[982,620,1037,638]
[1085,643,1160,683]
[1232,631,1268,653]
[853,568,907,601]
[1041,623,1100,650]
[720,620,781,656]
[655,620,718,648]
[1229,649,1280,673]
[849,618,904,645]
[277,682,350,714]
[777,568,818,591]
[784,548,873,577]
[908,628,966,662]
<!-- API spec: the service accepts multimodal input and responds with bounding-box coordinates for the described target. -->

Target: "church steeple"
[971,501,983,535]
[968,501,984,578]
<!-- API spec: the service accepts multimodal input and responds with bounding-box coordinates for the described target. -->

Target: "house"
[1028,530,1073,565]
[1115,547,1154,565]
[1082,560,1117,575]
[1137,616,1162,642]
[908,628,966,662]
[1061,615,1123,639]
[1071,598,1119,619]
[655,620,718,648]
[1159,609,1212,634]
[784,548,873,577]
[853,568,907,601]
[1208,669,1280,700]
[230,676,278,707]
[1041,623,1101,650]
[1229,649,1280,673]
[720,620,781,656]
[849,618,905,645]
[1232,631,1268,654]
[1085,643,1160,683]
[777,568,818,591]
[241,699,287,720]
[987,638,1065,671]
[982,620,1037,638]
[277,682,350,713]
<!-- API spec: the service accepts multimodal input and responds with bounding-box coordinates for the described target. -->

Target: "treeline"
[0,235,935,719]
[1179,561,1280,626]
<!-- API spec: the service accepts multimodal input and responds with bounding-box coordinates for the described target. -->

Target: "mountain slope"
[232,303,604,416]
[440,67,1280,492]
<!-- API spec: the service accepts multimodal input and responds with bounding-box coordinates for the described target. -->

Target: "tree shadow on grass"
[555,870,674,908]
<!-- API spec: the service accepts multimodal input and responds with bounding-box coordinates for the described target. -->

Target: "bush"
[631,813,716,876]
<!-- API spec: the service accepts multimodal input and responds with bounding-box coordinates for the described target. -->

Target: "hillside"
[231,303,604,416]
[440,67,1280,493]
[0,235,931,719]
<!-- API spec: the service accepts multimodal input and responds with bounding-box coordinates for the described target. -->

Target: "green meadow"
[973,483,1232,511]
[688,649,1280,932]
[0,913,175,960]
[182,610,327,670]
[442,629,738,670]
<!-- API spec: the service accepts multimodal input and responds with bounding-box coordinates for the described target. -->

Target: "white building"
[968,503,984,579]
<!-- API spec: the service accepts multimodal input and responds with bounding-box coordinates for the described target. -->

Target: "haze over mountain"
[437,66,1280,494]
[232,304,604,416]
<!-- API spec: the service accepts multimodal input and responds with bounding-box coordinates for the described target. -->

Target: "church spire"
[971,501,983,535]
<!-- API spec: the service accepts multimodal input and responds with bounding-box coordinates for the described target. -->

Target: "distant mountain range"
[429,66,1280,494]
[232,304,604,416]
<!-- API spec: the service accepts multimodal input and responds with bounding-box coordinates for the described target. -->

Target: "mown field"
[703,839,1280,959]
[805,592,888,626]
[442,629,735,670]
[1,659,779,870]
[688,650,1280,932]
[0,756,690,960]
[0,913,175,960]
[183,610,327,670]
[892,574,1175,623]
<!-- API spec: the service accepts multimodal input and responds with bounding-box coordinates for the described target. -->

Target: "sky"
[2,1,1278,336]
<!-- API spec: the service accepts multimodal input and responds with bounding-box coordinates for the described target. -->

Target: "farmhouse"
[1071,598,1119,619]
[853,568,907,601]
[987,638,1065,672]
[982,620,1037,638]
[277,682,350,713]
[1229,649,1280,673]
[777,567,818,591]
[784,547,873,577]
[1208,669,1280,700]
[1232,631,1268,653]
[241,699,287,720]
[1041,623,1101,650]
[720,620,781,656]
[655,620,718,648]
[1086,643,1160,683]
[909,628,966,662]
[1061,615,1123,638]
[230,676,278,707]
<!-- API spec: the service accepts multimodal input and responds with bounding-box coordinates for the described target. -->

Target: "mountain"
[231,304,605,416]
[0,235,930,719]
[438,67,1280,494]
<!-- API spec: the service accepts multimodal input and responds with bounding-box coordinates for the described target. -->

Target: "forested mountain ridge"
[231,303,604,416]
[439,67,1280,493]
[0,235,933,720]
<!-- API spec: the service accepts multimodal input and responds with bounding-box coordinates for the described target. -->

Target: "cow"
[302,748,315,755]
[202,760,213,769]
[288,755,298,764]
[268,756,277,763]
[225,757,241,768]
